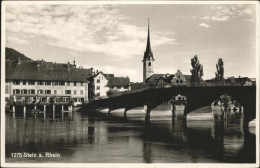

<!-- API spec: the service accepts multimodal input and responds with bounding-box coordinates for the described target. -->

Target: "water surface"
[5,108,255,163]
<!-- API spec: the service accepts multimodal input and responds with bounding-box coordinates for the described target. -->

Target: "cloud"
[5,4,176,59]
[198,23,210,28]
[200,16,210,20]
[211,15,230,21]
[200,4,255,22]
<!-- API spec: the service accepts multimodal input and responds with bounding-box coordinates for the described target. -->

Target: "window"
[54,82,59,85]
[38,81,44,85]
[149,62,151,66]
[46,81,51,85]
[60,82,65,86]
[65,90,71,94]
[74,82,77,86]
[21,89,27,94]
[13,80,20,85]
[96,86,100,90]
[67,82,70,86]
[180,80,183,84]
[80,82,83,86]
[37,90,43,94]
[124,86,129,89]
[176,80,179,83]
[96,93,100,96]
[74,90,77,94]
[28,81,35,85]
[29,89,35,94]
[23,81,26,85]
[45,90,51,94]
[13,89,20,94]
[110,87,114,89]
[54,90,57,94]
[97,79,100,83]
[117,86,121,89]
[80,90,83,95]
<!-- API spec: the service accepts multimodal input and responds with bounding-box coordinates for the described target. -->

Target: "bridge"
[84,85,256,126]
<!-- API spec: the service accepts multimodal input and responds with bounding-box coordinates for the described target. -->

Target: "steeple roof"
[143,18,154,62]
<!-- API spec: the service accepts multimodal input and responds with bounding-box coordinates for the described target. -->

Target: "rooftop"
[107,77,130,86]
[6,60,92,82]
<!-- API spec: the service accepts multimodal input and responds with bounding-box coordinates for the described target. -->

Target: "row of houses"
[131,70,192,90]
[5,48,131,106]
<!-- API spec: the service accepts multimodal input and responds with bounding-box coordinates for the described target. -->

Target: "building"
[143,19,155,82]
[91,71,112,97]
[91,71,131,98]
[144,70,191,88]
[107,77,131,92]
[5,58,92,106]
[171,70,191,86]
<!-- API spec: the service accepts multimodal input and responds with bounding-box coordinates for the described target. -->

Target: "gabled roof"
[131,82,150,90]
[145,74,174,85]
[5,60,92,82]
[92,71,114,80]
[107,77,130,86]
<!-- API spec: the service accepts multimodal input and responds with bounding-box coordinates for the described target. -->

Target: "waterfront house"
[91,71,113,97]
[107,77,131,92]
[5,57,92,106]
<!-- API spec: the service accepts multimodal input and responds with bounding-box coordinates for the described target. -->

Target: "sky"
[4,3,257,82]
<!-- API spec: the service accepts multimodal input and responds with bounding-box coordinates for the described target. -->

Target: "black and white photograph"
[1,1,259,167]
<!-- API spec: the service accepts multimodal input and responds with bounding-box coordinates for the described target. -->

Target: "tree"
[190,55,203,84]
[215,58,224,81]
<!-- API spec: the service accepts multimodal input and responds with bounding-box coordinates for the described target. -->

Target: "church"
[142,19,191,87]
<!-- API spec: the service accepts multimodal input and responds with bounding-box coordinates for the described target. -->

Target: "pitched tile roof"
[92,71,114,79]
[5,60,92,82]
[130,82,150,90]
[145,74,175,85]
[107,77,130,86]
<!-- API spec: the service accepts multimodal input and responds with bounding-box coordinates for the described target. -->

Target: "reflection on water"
[5,108,255,163]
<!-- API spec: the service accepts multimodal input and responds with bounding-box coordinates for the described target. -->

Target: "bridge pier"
[144,105,151,121]
[124,108,128,118]
[12,105,15,117]
[108,107,111,115]
[23,105,26,118]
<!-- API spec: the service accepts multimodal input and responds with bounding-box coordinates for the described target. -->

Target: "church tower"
[143,18,154,82]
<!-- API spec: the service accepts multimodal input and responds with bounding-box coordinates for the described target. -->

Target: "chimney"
[67,62,70,72]
[37,59,40,67]
[73,59,76,68]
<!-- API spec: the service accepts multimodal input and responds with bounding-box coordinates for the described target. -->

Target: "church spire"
[146,18,151,53]
[143,18,154,62]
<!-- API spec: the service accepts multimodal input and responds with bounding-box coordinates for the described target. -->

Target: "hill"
[5,47,32,61]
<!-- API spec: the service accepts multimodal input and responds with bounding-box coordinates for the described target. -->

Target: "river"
[5,107,255,163]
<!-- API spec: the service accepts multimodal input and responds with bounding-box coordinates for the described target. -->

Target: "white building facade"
[92,72,109,97]
[5,60,92,106]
